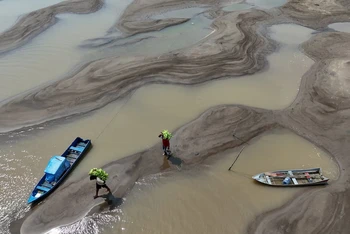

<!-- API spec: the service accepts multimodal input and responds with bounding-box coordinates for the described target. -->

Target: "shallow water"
[269,24,315,45]
[47,24,315,175]
[0,0,130,101]
[328,22,350,33]
[53,130,339,234]
[153,7,207,19]
[91,12,213,59]
[220,0,287,12]
[246,0,288,9]
[0,23,315,233]
[0,0,318,231]
[0,3,215,102]
[0,0,63,33]
[223,3,252,12]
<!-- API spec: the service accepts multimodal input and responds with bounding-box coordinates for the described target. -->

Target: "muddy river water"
[0,1,340,233]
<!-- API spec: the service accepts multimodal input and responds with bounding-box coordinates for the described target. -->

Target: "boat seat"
[266,176,272,185]
[67,154,78,159]
[292,178,298,185]
[37,186,50,192]
[70,146,84,152]
[42,181,53,188]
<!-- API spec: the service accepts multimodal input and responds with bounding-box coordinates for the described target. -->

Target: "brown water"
[0,23,314,178]
[328,22,350,33]
[0,0,63,33]
[50,130,339,234]
[0,0,212,101]
[224,0,287,11]
[0,0,133,101]
[0,22,317,234]
[0,0,330,231]
[245,0,288,9]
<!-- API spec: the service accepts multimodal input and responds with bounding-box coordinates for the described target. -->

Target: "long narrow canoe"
[27,137,91,204]
[252,168,329,187]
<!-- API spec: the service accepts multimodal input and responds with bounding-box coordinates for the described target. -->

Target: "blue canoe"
[27,137,91,204]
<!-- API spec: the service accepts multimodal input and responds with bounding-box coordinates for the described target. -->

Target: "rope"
[228,144,247,170]
[228,133,252,170]
[230,170,252,180]
[232,134,247,145]
[94,95,132,141]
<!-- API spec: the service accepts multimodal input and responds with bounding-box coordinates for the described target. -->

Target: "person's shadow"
[160,154,183,171]
[98,193,123,211]
[167,155,182,167]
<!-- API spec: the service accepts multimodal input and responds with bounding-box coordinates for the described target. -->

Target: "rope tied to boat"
[94,94,133,141]
[230,170,253,180]
[228,144,247,171]
[228,132,251,171]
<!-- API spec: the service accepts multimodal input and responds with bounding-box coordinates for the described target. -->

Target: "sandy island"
[0,0,103,55]
[3,0,350,233]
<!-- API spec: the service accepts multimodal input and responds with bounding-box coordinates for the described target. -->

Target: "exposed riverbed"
[1,0,350,233]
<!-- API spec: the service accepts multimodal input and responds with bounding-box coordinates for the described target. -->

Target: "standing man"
[89,168,111,199]
[158,130,172,156]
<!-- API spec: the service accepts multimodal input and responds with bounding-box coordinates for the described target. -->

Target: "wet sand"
[103,130,337,234]
[0,0,64,33]
[114,0,222,36]
[19,105,277,234]
[248,31,350,234]
[0,9,276,132]
[0,0,103,55]
[246,1,350,232]
[4,0,350,233]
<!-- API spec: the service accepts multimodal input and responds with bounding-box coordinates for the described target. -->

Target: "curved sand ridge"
[0,0,103,55]
[115,0,226,35]
[20,106,277,234]
[246,1,350,232]
[248,31,350,234]
[280,0,350,28]
[82,0,226,47]
[7,0,350,233]
[0,9,275,133]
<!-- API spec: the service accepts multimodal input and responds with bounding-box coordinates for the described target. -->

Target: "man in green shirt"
[89,168,111,199]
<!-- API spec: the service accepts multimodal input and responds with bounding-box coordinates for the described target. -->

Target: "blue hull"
[27,137,91,204]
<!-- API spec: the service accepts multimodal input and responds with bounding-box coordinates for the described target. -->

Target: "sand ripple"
[6,0,350,233]
[0,0,103,55]
[0,10,274,133]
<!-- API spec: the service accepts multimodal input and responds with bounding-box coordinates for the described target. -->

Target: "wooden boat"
[27,137,91,204]
[252,168,329,187]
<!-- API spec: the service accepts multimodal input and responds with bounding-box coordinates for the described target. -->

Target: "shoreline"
[0,0,104,55]
[3,0,350,233]
[19,105,277,234]
[247,29,350,233]
[0,9,277,133]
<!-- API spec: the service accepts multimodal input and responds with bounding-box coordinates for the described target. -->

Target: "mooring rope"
[230,170,253,180]
[94,94,133,141]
